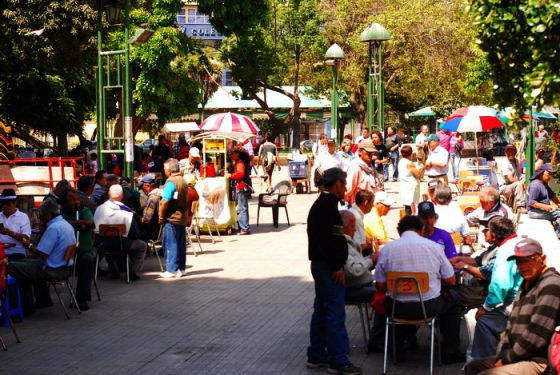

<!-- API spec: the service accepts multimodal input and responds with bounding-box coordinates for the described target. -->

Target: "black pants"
[8,259,69,313]
[7,253,26,262]
[76,250,96,304]
[370,292,462,357]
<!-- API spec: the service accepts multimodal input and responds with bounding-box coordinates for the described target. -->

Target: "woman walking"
[397,145,424,215]
[450,132,464,181]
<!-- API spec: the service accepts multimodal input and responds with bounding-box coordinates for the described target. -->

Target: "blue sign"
[180,25,223,40]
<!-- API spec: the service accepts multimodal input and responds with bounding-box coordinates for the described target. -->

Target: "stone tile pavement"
[1,170,464,374]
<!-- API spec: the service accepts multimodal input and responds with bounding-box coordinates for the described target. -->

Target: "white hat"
[189,147,200,158]
[375,191,394,206]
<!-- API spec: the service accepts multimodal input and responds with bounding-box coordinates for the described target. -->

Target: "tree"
[468,0,560,109]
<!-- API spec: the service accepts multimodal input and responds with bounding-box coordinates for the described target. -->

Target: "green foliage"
[197,0,269,36]
[469,0,560,108]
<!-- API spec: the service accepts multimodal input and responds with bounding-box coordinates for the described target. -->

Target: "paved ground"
[1,169,464,375]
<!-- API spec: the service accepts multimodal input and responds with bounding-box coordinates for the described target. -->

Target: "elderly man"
[499,145,525,211]
[425,134,449,183]
[138,174,162,240]
[61,189,95,311]
[470,217,521,360]
[526,163,560,237]
[372,215,463,363]
[340,210,375,302]
[466,186,514,242]
[179,147,201,179]
[466,238,560,375]
[348,190,374,251]
[94,184,146,280]
[0,189,31,261]
[9,199,76,314]
[306,168,361,375]
[159,158,190,278]
[364,191,393,245]
[313,139,342,190]
[345,140,378,206]
[415,125,430,164]
[433,183,471,244]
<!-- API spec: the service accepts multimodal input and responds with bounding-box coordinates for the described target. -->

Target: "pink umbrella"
[199,112,260,135]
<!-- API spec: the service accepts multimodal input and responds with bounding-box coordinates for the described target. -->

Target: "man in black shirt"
[371,131,389,179]
[307,168,361,375]
[152,135,171,174]
[384,127,401,181]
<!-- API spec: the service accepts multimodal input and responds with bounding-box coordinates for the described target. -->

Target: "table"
[517,215,560,269]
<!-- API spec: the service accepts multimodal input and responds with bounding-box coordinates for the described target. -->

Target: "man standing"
[0,189,31,261]
[499,144,525,211]
[355,128,370,145]
[159,159,190,277]
[257,134,281,191]
[230,149,252,235]
[415,125,430,164]
[313,139,342,190]
[466,238,560,375]
[436,125,453,154]
[425,134,449,183]
[345,140,378,206]
[306,168,361,375]
[152,135,172,174]
[384,127,401,181]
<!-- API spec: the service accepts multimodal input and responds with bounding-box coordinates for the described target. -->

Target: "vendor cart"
[287,151,311,194]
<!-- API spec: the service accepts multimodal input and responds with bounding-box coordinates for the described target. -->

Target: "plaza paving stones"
[1,171,463,374]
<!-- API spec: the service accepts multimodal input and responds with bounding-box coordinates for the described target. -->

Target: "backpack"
[548,326,560,374]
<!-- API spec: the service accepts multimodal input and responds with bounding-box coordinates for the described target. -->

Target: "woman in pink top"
[449,132,464,180]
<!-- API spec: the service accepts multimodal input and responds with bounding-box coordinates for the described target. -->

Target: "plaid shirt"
[141,191,161,224]
[499,267,560,364]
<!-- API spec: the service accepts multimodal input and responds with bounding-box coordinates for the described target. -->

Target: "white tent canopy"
[162,122,200,133]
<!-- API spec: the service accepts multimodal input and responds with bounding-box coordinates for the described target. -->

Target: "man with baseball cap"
[344,139,379,206]
[363,191,394,245]
[466,238,560,375]
[179,147,201,179]
[425,134,449,183]
[418,201,457,259]
[526,163,560,237]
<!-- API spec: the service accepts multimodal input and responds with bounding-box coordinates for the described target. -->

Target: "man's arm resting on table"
[530,202,554,211]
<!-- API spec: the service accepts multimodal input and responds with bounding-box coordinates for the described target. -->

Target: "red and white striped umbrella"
[199,112,260,135]
[442,106,504,133]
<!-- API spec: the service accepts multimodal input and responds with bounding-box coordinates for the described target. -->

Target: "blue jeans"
[384,151,399,180]
[163,222,186,272]
[307,261,350,367]
[471,307,508,359]
[528,209,560,236]
[236,189,250,232]
[450,153,461,180]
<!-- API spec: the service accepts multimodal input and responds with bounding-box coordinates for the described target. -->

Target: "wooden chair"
[257,181,291,228]
[99,224,131,284]
[47,244,81,319]
[383,272,440,375]
[0,258,21,350]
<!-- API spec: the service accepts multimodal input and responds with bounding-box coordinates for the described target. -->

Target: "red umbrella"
[199,112,260,135]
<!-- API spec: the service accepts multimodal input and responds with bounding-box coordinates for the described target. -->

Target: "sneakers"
[306,359,329,369]
[327,363,362,375]
[160,271,178,279]
[178,269,188,277]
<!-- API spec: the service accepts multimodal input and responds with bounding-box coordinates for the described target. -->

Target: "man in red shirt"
[231,149,251,235]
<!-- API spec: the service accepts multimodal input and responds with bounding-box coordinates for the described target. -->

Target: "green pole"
[377,41,384,132]
[97,0,106,171]
[525,109,535,184]
[124,0,134,178]
[367,42,374,131]
[331,62,339,145]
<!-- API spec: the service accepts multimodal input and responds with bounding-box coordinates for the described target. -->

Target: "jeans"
[384,151,399,180]
[76,250,96,304]
[307,261,350,367]
[236,189,250,232]
[163,223,186,272]
[471,307,508,359]
[528,209,560,235]
[450,153,461,180]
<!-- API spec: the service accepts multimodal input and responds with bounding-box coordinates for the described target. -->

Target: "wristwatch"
[463,264,469,271]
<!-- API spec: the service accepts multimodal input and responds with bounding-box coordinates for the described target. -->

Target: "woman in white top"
[336,139,354,172]
[398,145,424,215]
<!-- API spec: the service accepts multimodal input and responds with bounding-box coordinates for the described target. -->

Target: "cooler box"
[288,161,308,179]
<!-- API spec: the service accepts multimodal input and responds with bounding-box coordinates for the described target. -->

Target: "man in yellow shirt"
[364,191,393,244]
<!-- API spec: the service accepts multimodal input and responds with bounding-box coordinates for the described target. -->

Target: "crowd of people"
[306,122,560,375]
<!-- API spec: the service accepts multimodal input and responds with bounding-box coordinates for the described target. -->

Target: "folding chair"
[192,201,222,244]
[147,224,164,271]
[186,221,203,257]
[99,224,131,284]
[47,244,81,320]
[345,298,372,348]
[383,272,440,375]
[0,258,21,350]
[73,220,101,301]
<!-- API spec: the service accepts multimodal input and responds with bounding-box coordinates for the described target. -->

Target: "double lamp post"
[324,23,391,145]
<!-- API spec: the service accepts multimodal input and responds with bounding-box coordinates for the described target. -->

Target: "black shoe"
[442,352,466,364]
[327,363,362,375]
[69,301,90,311]
[306,358,329,369]
[130,273,141,281]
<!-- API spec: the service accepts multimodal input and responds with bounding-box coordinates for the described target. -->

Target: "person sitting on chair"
[0,189,32,262]
[526,163,560,238]
[466,186,513,244]
[139,174,162,242]
[8,199,76,315]
[94,184,147,280]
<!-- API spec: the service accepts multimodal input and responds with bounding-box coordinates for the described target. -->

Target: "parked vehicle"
[137,138,156,152]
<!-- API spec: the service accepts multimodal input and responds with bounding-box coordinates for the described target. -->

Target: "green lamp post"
[525,110,535,184]
[359,23,391,132]
[325,43,345,145]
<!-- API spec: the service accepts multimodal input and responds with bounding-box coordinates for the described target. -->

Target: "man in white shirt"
[0,189,31,261]
[313,139,342,189]
[415,125,430,164]
[466,186,513,243]
[425,134,449,183]
[355,128,371,145]
[499,144,525,211]
[348,190,374,251]
[433,183,472,243]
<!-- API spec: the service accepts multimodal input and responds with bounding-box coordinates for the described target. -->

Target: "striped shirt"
[499,267,560,365]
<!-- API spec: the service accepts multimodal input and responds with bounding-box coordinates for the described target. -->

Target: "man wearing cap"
[470,217,522,360]
[499,144,525,211]
[179,147,201,179]
[425,134,449,183]
[526,163,560,237]
[345,140,379,206]
[418,201,457,259]
[306,167,361,375]
[312,139,342,191]
[139,174,162,241]
[363,191,393,245]
[466,238,560,375]
[0,189,31,261]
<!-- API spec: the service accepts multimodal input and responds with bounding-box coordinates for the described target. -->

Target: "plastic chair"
[147,224,164,271]
[2,276,24,325]
[47,244,81,319]
[383,272,440,375]
[0,263,21,350]
[257,181,291,228]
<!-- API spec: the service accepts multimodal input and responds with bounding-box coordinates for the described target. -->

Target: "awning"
[162,122,200,133]
[407,106,434,117]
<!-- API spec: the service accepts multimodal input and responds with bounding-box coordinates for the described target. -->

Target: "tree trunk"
[10,124,52,151]
[57,128,69,156]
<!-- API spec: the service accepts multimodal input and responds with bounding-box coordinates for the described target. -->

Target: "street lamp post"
[325,43,345,145]
[525,109,535,184]
[359,23,391,132]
